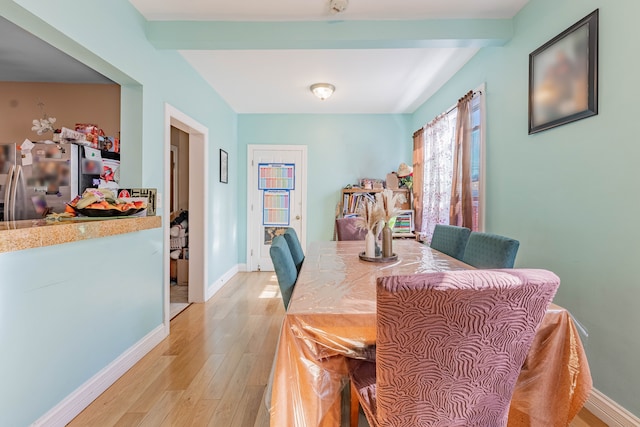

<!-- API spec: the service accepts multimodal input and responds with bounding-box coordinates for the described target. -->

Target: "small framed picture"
[528,9,598,134]
[220,149,228,184]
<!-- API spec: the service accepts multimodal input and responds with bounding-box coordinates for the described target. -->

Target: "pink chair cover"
[335,217,367,241]
[349,269,560,427]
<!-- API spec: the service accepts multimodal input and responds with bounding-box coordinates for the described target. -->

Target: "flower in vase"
[375,189,406,223]
[355,200,384,235]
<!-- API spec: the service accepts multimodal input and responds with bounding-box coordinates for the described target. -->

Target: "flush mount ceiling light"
[310,83,335,100]
[329,0,348,14]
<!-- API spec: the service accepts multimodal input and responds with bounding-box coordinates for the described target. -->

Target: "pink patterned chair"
[348,269,560,427]
[336,217,367,241]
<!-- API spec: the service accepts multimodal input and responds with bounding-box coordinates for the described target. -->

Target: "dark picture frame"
[528,9,598,134]
[220,149,228,183]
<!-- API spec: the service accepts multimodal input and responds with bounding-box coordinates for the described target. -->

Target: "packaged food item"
[75,123,100,149]
[60,127,88,145]
[101,136,119,153]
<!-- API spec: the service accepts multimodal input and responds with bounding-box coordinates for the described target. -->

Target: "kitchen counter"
[0,216,162,253]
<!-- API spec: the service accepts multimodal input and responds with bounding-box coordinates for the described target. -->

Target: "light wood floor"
[69,271,606,427]
[169,283,189,319]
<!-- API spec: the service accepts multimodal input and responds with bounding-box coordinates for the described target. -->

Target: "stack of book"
[392,212,413,235]
[342,192,376,215]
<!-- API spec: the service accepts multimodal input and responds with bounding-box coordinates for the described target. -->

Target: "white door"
[247,145,307,271]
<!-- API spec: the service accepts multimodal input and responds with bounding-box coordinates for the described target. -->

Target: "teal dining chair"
[283,228,305,272]
[462,231,520,269]
[269,235,298,309]
[429,224,471,260]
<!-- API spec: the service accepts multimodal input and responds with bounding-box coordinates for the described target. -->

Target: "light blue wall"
[0,1,238,425]
[0,232,162,426]
[237,114,412,259]
[413,0,640,416]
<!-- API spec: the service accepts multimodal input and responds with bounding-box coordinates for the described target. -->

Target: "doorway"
[247,145,307,271]
[164,104,208,327]
[169,127,190,318]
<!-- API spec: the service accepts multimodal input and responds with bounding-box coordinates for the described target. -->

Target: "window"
[470,94,483,231]
[414,87,484,241]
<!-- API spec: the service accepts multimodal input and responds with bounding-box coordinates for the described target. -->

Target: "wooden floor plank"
[112,412,145,427]
[206,353,262,426]
[189,399,220,426]
[68,356,176,426]
[253,388,271,427]
[229,385,265,427]
[137,390,183,427]
[158,354,226,426]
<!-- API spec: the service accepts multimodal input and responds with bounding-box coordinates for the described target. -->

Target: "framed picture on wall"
[220,149,228,184]
[528,9,598,134]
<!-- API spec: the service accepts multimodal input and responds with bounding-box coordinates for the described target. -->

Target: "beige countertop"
[0,216,162,254]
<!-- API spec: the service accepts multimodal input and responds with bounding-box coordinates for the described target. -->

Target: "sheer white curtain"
[419,112,456,242]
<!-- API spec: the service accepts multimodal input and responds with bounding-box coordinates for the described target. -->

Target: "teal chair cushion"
[462,232,520,269]
[270,235,298,309]
[284,228,305,272]
[430,224,471,260]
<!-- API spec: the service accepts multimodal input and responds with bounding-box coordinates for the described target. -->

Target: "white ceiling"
[0,1,530,114]
[128,0,529,114]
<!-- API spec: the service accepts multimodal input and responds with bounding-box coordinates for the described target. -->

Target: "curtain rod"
[444,89,483,115]
[413,89,483,137]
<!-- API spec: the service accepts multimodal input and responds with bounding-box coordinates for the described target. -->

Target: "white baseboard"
[205,263,243,301]
[585,388,640,426]
[31,324,168,427]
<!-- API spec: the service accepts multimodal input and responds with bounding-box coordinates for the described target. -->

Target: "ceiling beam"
[146,19,513,50]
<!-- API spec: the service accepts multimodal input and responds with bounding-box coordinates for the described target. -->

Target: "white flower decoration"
[31,116,57,135]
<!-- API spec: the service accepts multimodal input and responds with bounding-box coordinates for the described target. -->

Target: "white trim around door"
[164,104,209,328]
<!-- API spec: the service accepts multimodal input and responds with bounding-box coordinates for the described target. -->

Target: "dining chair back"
[335,217,367,241]
[269,235,298,309]
[283,228,305,272]
[462,231,520,268]
[349,269,560,427]
[429,224,471,260]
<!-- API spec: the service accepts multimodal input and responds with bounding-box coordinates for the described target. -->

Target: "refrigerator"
[0,142,119,221]
[77,145,121,197]
[1,142,75,221]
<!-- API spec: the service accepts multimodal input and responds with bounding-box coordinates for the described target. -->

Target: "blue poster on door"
[258,163,295,190]
[263,190,290,226]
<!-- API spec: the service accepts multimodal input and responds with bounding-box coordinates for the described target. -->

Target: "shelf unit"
[339,188,410,216]
[392,209,415,238]
[337,187,415,239]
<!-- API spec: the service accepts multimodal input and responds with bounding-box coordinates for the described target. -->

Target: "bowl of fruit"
[67,189,147,217]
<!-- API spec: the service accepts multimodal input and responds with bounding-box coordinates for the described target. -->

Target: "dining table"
[269,240,592,427]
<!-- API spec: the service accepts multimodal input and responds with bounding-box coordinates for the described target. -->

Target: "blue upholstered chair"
[283,228,305,272]
[270,235,298,309]
[462,232,520,269]
[430,224,471,260]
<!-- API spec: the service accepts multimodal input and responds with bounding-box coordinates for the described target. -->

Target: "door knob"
[295,215,301,220]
